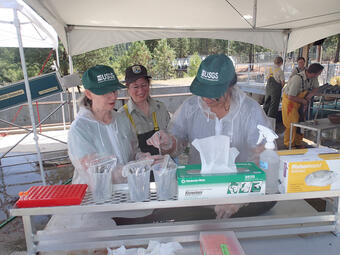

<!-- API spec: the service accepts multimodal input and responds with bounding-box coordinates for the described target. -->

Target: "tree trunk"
[249,44,254,71]
[335,34,340,63]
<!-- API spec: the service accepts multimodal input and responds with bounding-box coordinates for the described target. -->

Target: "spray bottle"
[257,125,279,194]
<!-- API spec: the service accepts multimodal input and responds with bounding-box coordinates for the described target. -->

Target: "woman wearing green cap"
[147,54,275,219]
[68,65,138,185]
[47,65,152,232]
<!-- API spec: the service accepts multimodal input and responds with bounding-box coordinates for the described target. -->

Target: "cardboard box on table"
[277,148,340,193]
[177,162,266,200]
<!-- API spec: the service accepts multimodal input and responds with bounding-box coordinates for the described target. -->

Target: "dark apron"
[137,130,158,182]
[137,129,159,155]
[123,104,160,155]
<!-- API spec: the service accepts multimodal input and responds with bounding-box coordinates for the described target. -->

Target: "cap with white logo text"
[190,54,235,98]
[82,65,125,95]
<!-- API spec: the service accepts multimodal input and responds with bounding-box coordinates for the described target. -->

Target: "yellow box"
[278,148,340,193]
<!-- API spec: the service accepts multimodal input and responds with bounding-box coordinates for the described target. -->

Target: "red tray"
[15,184,88,208]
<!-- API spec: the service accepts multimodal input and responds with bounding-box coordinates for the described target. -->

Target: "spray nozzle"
[257,125,278,150]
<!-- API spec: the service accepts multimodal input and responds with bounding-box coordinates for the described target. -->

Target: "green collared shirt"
[283,70,319,97]
[118,97,170,135]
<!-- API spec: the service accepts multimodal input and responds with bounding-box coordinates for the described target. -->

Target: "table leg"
[332,196,340,236]
[317,130,321,147]
[22,215,36,255]
[289,123,293,149]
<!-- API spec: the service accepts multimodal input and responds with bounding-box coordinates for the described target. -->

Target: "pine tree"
[117,41,152,76]
[187,52,202,77]
[152,39,176,80]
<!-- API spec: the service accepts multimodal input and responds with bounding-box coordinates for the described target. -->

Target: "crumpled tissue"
[192,135,239,174]
[107,240,183,255]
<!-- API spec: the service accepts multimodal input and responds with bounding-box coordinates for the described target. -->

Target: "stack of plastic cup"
[123,160,153,202]
[89,156,117,203]
[152,155,178,200]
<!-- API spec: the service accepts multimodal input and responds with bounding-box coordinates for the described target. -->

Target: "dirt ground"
[0,217,26,255]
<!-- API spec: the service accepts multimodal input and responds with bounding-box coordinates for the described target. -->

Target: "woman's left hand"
[214,204,242,219]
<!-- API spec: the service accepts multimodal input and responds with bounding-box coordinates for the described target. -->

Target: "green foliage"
[0,47,55,85]
[145,40,159,53]
[322,34,340,61]
[1,35,339,86]
[188,39,200,55]
[187,52,202,77]
[56,43,69,76]
[116,41,152,77]
[152,39,176,79]
[167,38,189,58]
[73,47,113,74]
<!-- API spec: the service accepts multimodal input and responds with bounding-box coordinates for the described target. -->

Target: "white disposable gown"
[68,106,138,184]
[169,86,272,164]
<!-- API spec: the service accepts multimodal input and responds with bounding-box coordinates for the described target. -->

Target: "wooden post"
[302,44,311,65]
[316,45,322,62]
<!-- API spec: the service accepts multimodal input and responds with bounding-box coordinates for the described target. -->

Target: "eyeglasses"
[201,97,220,102]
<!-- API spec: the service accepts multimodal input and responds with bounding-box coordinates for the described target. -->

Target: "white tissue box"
[177,162,265,200]
[278,148,340,193]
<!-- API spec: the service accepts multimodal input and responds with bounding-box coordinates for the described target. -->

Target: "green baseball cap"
[82,65,125,95]
[190,54,236,98]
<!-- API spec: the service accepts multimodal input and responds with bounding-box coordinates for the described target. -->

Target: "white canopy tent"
[0,0,58,185]
[0,0,57,48]
[24,0,340,56]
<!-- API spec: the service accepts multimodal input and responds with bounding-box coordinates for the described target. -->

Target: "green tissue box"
[177,162,266,200]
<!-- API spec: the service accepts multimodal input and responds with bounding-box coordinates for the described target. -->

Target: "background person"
[282,63,324,148]
[119,64,170,155]
[263,56,285,121]
[289,56,306,79]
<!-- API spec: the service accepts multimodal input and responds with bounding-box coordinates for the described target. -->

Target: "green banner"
[0,72,62,111]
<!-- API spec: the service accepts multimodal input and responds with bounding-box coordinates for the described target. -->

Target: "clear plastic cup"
[152,162,177,200]
[92,169,112,202]
[123,160,153,202]
[88,156,116,203]
[127,170,151,202]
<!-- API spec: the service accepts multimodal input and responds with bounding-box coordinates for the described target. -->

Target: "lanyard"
[123,104,159,133]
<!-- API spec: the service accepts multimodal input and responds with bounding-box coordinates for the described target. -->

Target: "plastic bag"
[107,240,183,255]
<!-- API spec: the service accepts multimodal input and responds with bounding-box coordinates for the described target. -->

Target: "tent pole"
[55,48,66,130]
[252,0,257,29]
[283,31,290,72]
[69,56,77,120]
[13,8,46,185]
[66,30,77,120]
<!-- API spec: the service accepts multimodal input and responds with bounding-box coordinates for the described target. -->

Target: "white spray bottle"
[257,125,279,194]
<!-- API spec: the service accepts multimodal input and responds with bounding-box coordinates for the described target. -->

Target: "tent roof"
[24,0,340,55]
[0,0,58,48]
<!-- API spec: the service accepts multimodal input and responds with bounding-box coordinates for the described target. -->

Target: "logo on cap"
[201,69,219,81]
[132,66,142,74]
[97,73,116,83]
